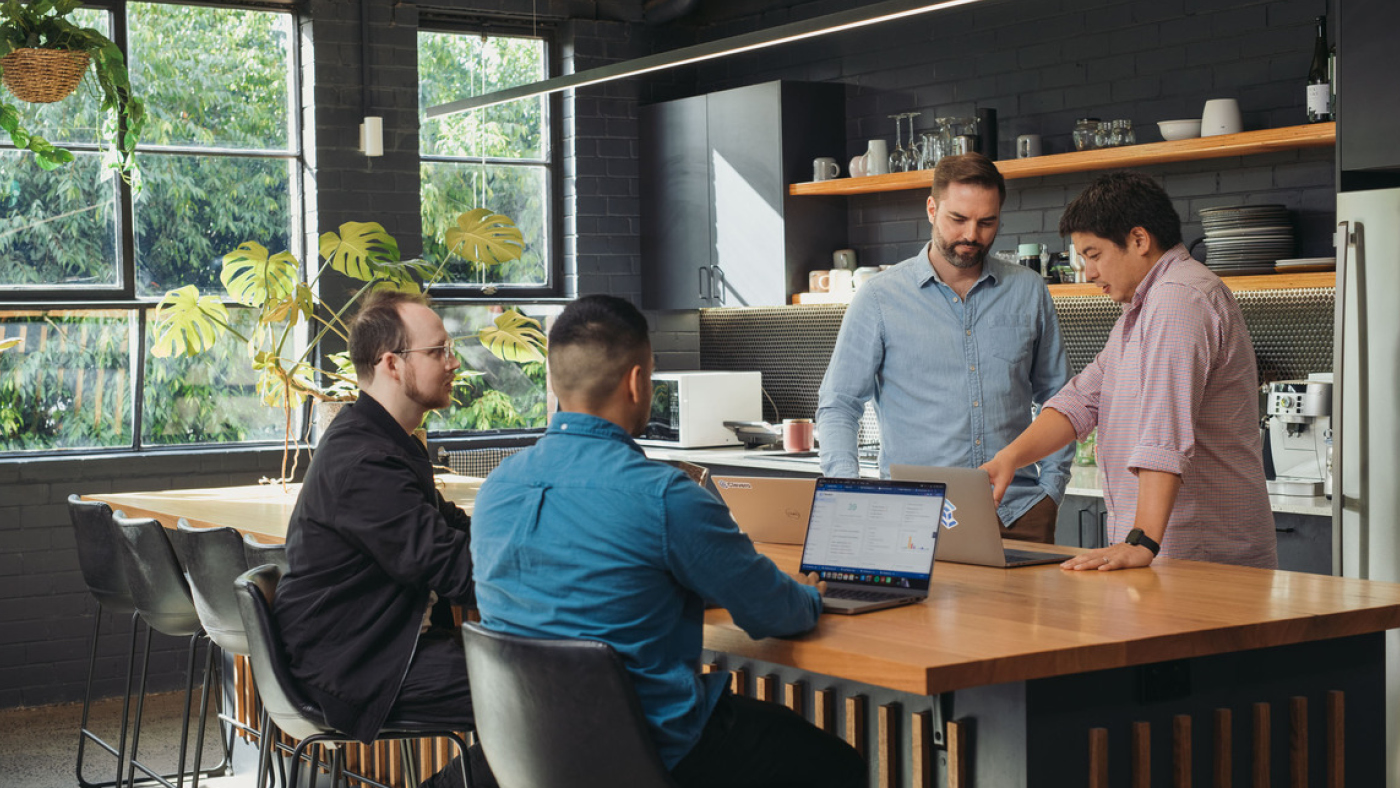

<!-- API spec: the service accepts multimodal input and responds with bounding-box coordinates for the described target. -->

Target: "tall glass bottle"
[1306,15,1333,123]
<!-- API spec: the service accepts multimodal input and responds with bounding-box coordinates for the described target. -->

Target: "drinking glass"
[904,113,923,170]
[887,114,908,173]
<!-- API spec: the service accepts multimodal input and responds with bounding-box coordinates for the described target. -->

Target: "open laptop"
[889,465,1075,568]
[799,477,945,615]
[712,476,815,545]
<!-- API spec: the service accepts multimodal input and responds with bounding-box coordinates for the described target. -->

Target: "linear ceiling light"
[426,0,986,118]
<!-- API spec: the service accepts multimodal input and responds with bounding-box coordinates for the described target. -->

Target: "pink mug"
[808,270,831,293]
[783,419,815,452]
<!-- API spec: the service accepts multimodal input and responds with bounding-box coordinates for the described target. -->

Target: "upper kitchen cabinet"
[641,81,846,309]
[1338,0,1400,190]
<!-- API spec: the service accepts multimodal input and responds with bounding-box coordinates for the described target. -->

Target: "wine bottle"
[1306,15,1332,123]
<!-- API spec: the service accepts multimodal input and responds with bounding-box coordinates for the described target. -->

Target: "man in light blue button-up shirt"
[817,153,1072,542]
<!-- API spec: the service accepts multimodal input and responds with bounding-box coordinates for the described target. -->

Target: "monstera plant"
[150,209,546,482]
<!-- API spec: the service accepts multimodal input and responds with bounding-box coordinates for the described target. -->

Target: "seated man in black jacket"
[273,289,489,787]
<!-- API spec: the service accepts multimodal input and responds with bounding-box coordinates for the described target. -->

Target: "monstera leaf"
[220,242,299,310]
[444,209,525,266]
[318,222,401,282]
[478,309,546,363]
[150,285,231,358]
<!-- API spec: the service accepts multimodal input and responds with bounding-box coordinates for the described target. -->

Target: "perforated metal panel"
[698,287,1335,433]
[439,446,528,477]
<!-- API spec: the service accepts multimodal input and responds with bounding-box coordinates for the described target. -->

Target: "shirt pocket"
[983,323,1034,366]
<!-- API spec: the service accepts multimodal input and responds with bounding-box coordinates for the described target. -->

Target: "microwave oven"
[637,371,762,448]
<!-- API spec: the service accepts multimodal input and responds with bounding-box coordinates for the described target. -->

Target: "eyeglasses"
[393,337,458,360]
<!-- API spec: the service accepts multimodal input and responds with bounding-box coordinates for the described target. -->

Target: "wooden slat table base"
[877,703,899,788]
[1254,702,1271,788]
[910,711,932,788]
[1290,697,1308,788]
[845,696,866,758]
[814,688,835,732]
[1132,721,1151,788]
[784,681,805,717]
[947,718,969,788]
[1327,691,1344,788]
[1089,727,1110,788]
[1174,714,1192,788]
[1215,708,1233,788]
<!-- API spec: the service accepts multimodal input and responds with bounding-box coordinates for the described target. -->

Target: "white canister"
[864,139,890,175]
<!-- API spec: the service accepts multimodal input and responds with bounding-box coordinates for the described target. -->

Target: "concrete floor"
[0,691,261,788]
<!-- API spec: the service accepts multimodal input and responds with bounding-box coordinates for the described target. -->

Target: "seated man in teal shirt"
[472,294,866,788]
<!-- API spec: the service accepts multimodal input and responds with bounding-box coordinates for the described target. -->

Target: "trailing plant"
[0,0,146,184]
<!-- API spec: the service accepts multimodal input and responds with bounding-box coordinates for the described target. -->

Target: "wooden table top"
[84,475,484,543]
[704,543,1400,696]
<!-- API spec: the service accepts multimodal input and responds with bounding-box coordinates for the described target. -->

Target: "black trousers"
[671,692,868,788]
[391,629,497,788]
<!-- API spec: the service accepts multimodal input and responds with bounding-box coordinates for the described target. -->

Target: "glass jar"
[1073,118,1100,151]
[1121,119,1136,145]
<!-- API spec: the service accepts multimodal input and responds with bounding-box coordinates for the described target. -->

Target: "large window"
[0,3,298,454]
[418,29,553,293]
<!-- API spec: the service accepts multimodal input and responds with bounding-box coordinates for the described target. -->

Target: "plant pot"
[0,48,90,103]
[312,400,347,447]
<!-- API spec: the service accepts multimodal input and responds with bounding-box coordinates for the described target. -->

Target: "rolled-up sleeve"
[1124,284,1216,477]
[1046,352,1104,441]
[661,478,820,639]
[817,288,886,478]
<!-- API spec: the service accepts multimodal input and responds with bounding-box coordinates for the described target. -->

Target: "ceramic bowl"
[1157,119,1202,141]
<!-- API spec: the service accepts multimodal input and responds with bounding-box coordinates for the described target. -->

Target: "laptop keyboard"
[825,587,902,602]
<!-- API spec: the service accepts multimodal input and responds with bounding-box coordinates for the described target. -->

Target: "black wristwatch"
[1124,528,1161,556]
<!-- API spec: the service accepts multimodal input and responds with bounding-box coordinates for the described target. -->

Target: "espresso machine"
[1262,374,1332,496]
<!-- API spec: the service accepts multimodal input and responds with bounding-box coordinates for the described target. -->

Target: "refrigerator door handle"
[1332,220,1369,578]
[1332,221,1348,576]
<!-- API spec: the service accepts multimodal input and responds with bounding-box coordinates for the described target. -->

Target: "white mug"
[829,268,854,293]
[832,249,857,271]
[813,157,840,181]
[1016,134,1042,158]
[864,139,890,176]
[1201,98,1243,136]
[852,266,881,290]
[849,154,868,178]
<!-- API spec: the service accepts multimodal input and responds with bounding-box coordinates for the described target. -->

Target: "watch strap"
[1125,528,1161,556]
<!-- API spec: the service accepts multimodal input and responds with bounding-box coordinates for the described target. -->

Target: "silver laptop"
[799,477,945,615]
[712,476,815,545]
[889,465,1075,568]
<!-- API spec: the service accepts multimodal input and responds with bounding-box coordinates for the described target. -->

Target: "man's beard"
[934,226,989,270]
[405,365,451,411]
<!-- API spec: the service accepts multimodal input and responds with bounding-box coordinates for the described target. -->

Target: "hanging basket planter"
[0,48,90,104]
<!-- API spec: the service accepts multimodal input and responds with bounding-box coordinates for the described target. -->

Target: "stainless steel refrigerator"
[1333,187,1400,782]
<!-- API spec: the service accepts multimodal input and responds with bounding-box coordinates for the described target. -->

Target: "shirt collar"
[354,391,429,459]
[1129,243,1192,309]
[546,411,646,455]
[914,241,1001,291]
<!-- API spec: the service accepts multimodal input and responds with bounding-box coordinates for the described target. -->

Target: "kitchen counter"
[647,446,1332,516]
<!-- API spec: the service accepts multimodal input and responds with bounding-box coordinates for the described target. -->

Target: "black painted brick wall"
[0,448,285,708]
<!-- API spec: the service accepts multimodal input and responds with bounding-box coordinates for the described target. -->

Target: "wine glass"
[904,112,923,170]
[888,114,908,173]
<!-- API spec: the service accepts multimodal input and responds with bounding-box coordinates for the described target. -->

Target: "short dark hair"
[548,295,651,405]
[931,152,1006,205]
[1058,171,1183,249]
[348,289,429,380]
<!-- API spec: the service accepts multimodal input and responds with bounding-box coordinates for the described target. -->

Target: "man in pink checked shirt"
[982,171,1277,571]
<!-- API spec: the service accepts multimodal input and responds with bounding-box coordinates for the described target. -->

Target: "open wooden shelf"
[789,123,1336,196]
[1047,270,1335,297]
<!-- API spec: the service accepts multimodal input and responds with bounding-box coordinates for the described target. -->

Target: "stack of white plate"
[1198,204,1293,275]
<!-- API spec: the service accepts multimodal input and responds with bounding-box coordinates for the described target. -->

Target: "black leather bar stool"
[112,512,226,788]
[462,621,679,788]
[68,495,141,788]
[235,564,472,788]
[239,533,288,788]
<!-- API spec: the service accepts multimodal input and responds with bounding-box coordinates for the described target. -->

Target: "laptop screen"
[799,477,946,591]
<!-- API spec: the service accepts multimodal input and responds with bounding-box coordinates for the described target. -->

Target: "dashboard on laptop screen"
[800,479,945,583]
